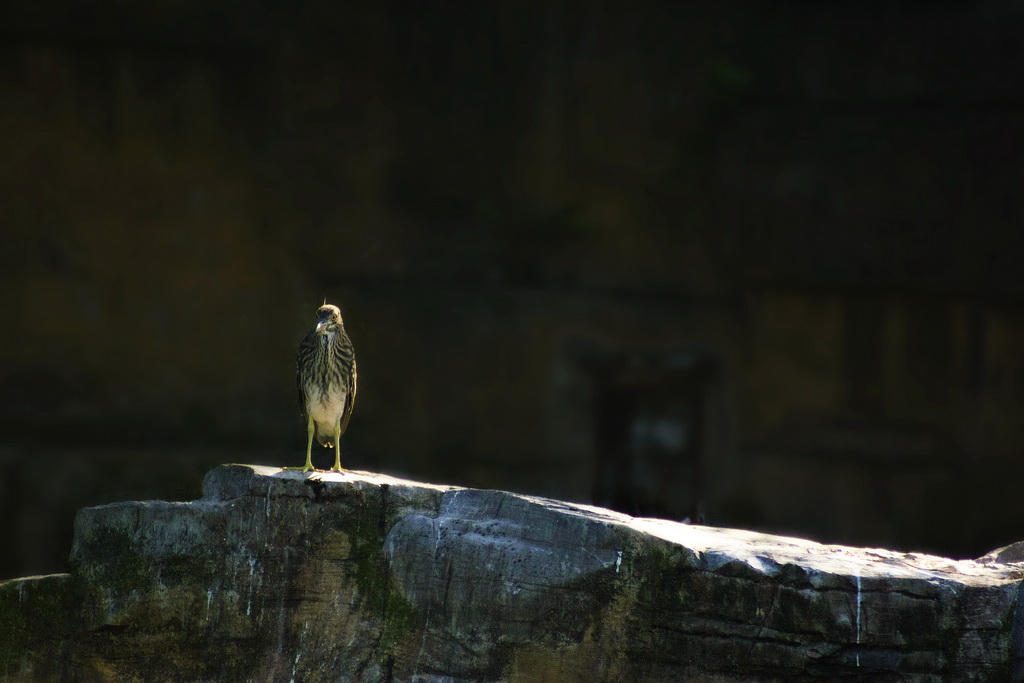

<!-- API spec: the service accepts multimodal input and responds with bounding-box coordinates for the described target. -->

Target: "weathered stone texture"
[3,464,1024,681]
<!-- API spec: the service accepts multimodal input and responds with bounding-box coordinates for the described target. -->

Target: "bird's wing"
[340,358,357,436]
[296,330,319,419]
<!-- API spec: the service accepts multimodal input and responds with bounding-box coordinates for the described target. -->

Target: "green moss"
[378,582,416,649]
[318,492,417,653]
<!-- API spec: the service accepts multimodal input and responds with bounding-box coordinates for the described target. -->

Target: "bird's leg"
[331,443,343,473]
[331,419,344,472]
[304,415,317,472]
[286,416,317,472]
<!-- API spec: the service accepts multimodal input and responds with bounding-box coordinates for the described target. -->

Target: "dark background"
[3,1,1024,580]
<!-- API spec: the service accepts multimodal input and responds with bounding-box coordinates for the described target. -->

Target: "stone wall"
[4,1,1024,579]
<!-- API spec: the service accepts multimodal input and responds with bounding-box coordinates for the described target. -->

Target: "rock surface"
[3,464,1024,682]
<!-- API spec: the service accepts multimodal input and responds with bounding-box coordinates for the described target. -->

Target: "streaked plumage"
[295,303,357,472]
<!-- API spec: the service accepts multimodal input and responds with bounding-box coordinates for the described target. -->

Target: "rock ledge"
[3,464,1024,682]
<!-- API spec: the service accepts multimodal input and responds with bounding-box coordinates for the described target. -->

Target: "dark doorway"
[586,352,719,523]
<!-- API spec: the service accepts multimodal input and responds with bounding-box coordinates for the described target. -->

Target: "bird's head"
[314,304,344,332]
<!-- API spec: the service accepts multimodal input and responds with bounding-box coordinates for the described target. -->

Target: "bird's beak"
[315,319,328,332]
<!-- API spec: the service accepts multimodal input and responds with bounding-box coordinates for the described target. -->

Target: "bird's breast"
[307,389,348,425]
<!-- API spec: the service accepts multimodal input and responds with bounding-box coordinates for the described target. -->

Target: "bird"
[294,302,357,472]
